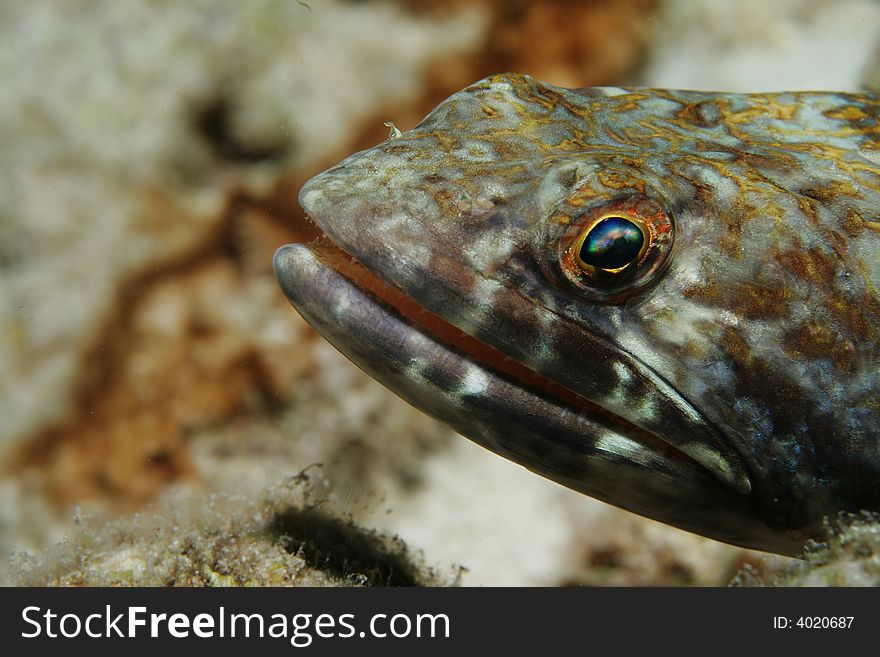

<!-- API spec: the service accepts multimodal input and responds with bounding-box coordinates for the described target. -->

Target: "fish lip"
[274,241,800,554]
[276,238,698,470]
[273,241,703,484]
[279,240,701,469]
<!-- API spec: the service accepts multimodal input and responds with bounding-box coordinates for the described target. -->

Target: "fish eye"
[557,195,674,303]
[576,216,647,272]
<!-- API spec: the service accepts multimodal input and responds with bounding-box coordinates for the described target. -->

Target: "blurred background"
[2,0,879,586]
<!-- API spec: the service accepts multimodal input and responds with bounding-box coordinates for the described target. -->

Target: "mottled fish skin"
[275,73,880,555]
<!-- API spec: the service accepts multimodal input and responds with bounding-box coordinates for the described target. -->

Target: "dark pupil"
[579,217,644,270]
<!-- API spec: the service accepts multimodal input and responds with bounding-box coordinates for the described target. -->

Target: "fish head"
[276,73,880,555]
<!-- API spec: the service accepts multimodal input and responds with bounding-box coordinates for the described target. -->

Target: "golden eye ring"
[557,194,674,303]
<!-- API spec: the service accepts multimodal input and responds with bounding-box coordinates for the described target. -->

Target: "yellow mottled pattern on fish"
[276,74,880,555]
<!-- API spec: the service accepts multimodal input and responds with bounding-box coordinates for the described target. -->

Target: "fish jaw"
[295,147,753,492]
[274,242,801,554]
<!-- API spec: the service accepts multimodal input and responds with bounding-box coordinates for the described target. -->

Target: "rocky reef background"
[2,0,879,587]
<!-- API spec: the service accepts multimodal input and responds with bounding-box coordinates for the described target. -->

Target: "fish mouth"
[290,161,757,494]
[282,239,710,473]
[275,238,802,553]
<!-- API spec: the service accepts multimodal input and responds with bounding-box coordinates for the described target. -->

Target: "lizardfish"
[275,73,880,556]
